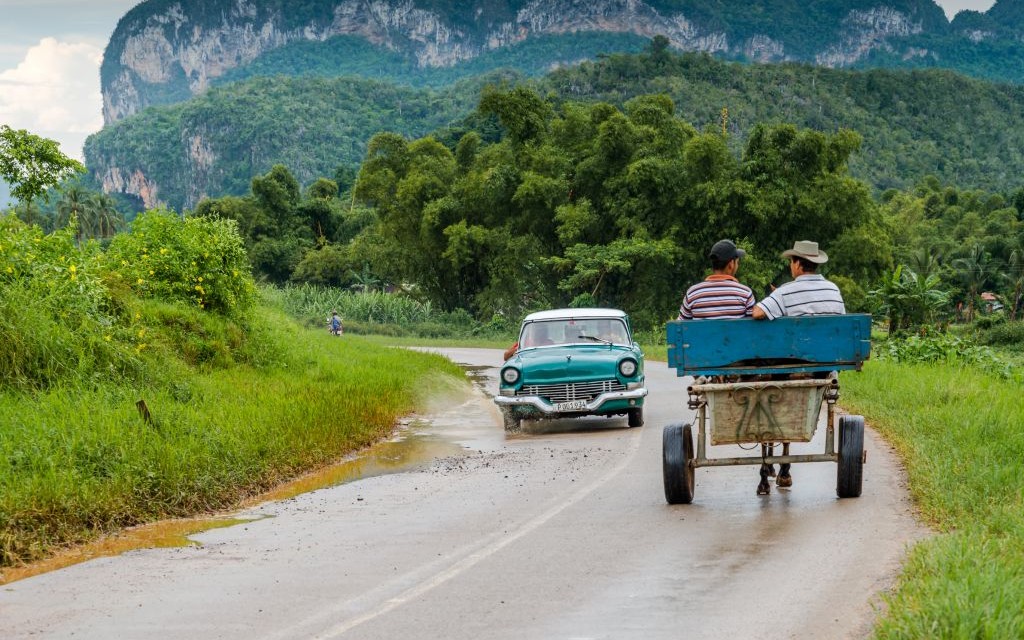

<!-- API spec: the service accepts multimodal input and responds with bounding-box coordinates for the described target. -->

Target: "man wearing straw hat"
[751,240,844,492]
[752,240,845,321]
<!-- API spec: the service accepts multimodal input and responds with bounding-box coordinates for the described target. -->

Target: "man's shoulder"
[691,277,753,292]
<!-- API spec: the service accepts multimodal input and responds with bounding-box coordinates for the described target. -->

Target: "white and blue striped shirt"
[755,274,845,320]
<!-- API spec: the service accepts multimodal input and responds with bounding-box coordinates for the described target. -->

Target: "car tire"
[627,408,644,428]
[501,408,521,434]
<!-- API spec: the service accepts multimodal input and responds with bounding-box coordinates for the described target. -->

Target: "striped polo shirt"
[755,274,845,320]
[678,275,755,320]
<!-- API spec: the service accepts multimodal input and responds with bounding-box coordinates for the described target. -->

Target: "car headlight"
[618,359,638,377]
[501,367,521,384]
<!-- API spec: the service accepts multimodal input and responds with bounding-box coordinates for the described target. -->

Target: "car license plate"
[554,399,587,412]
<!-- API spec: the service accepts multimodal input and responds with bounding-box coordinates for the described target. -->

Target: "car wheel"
[501,408,521,434]
[627,407,644,428]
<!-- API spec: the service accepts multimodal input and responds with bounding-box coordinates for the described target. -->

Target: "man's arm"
[753,289,784,321]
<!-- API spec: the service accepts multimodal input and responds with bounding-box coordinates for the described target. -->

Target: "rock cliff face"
[816,7,924,67]
[101,0,944,124]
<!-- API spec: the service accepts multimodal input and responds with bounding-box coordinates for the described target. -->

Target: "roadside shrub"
[0,216,137,389]
[106,209,256,317]
[977,320,1024,350]
[973,313,1007,331]
[877,332,1015,379]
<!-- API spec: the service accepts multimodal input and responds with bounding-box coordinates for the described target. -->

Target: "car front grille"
[517,379,625,403]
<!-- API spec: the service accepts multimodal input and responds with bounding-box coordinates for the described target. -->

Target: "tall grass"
[0,215,465,569]
[841,360,1024,637]
[265,283,515,339]
[0,324,463,567]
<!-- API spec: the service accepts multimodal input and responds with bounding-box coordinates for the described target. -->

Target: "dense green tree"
[346,87,875,327]
[0,125,83,208]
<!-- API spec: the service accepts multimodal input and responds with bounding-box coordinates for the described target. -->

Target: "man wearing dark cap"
[678,239,755,320]
[752,240,845,320]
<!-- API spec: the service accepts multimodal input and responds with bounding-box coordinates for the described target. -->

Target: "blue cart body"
[666,314,872,376]
[660,314,873,503]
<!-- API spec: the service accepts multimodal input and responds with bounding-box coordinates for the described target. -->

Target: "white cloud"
[0,37,104,161]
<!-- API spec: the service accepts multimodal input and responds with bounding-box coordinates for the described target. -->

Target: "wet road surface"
[0,348,926,639]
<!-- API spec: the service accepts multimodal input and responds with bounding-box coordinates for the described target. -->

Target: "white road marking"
[293,429,645,639]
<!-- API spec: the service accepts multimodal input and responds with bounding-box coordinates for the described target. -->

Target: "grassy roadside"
[0,322,463,570]
[841,360,1024,637]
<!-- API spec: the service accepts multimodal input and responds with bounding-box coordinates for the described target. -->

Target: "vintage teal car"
[494,308,647,433]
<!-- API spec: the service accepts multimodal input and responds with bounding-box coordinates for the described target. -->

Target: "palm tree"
[906,246,943,280]
[88,193,122,239]
[1005,245,1024,321]
[56,185,90,241]
[56,187,123,242]
[952,245,993,323]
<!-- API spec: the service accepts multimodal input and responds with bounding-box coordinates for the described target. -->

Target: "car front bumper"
[493,387,647,415]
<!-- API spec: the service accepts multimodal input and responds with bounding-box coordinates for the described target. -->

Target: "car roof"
[522,308,628,322]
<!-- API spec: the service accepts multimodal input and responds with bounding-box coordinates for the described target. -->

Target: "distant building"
[981,292,1004,313]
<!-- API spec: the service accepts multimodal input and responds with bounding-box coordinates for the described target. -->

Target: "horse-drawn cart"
[662,314,872,503]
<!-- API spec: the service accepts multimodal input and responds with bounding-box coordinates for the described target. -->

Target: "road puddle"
[0,517,254,585]
[1,363,501,585]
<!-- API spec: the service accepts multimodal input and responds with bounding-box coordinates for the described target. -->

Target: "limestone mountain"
[103,0,1024,124]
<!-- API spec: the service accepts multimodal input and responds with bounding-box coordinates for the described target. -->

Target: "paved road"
[0,348,926,639]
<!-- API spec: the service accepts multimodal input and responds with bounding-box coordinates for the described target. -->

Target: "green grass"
[0,324,464,567]
[841,360,1024,638]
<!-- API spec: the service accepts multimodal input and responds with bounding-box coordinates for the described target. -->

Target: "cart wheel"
[501,408,521,434]
[837,415,865,498]
[663,423,695,504]
[627,408,644,428]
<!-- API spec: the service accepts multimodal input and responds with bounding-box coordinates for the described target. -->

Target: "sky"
[0,0,1002,171]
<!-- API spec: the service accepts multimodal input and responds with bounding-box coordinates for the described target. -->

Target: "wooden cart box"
[705,382,826,445]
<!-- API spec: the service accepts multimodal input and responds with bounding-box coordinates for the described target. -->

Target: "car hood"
[510,345,637,383]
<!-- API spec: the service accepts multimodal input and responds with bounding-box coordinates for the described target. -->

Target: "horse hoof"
[766,464,776,477]
[777,474,793,488]
[757,482,771,496]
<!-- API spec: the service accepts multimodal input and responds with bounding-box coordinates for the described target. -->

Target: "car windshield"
[519,318,630,347]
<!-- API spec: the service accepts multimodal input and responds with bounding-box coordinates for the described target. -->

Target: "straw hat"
[781,240,828,264]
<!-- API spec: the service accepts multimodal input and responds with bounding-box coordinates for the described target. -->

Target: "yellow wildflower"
[149,270,154,275]
[68,264,77,274]
[104,335,112,342]
[138,329,146,338]
[160,248,168,255]
[137,278,144,285]
[197,276,203,282]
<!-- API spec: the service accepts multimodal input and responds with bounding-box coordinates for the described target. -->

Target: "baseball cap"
[709,239,746,262]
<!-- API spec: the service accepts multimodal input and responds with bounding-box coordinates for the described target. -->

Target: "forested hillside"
[86,73,500,212]
[87,46,1024,211]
